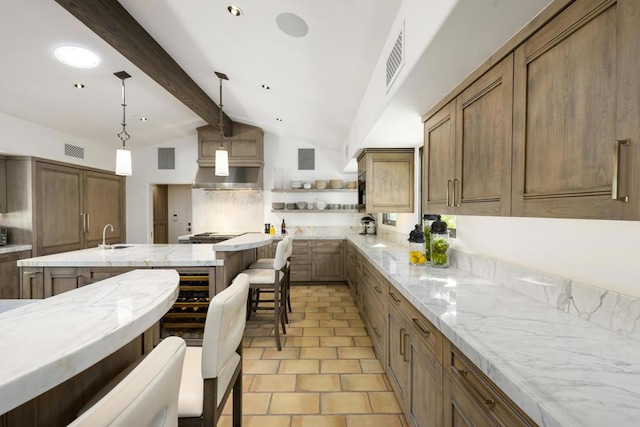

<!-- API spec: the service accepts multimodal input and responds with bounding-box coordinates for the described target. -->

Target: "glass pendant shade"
[215,148,229,176]
[115,148,132,176]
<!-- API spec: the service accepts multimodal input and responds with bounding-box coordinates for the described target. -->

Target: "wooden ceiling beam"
[55,0,233,136]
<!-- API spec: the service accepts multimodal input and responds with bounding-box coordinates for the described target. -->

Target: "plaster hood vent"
[385,21,405,92]
[193,166,263,190]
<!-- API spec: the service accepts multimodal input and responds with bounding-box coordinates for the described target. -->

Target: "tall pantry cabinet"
[6,158,125,256]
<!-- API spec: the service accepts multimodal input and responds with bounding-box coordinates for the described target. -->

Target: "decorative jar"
[430,216,450,268]
[408,224,427,266]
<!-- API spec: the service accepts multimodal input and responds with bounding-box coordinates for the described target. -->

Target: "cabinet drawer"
[449,345,535,427]
[362,263,387,305]
[388,287,440,360]
[290,265,311,282]
[312,240,342,250]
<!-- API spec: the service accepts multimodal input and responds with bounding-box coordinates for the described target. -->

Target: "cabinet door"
[512,0,640,219]
[387,302,410,411]
[290,240,311,282]
[368,151,414,213]
[0,157,6,213]
[456,55,513,216]
[423,100,456,214]
[84,171,125,248]
[36,163,83,255]
[408,332,443,427]
[0,251,31,298]
[21,267,44,299]
[311,240,344,281]
[443,375,494,427]
[44,267,85,297]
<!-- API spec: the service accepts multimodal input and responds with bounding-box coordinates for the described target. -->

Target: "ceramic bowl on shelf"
[296,201,307,210]
[316,200,327,210]
[307,202,315,210]
[286,203,297,210]
[329,180,344,189]
[303,183,312,189]
[272,202,285,210]
[315,180,328,189]
[346,181,357,189]
[328,203,341,210]
[290,180,302,189]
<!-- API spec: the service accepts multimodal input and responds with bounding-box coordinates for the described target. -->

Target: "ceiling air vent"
[158,147,176,170]
[64,143,84,159]
[385,21,405,92]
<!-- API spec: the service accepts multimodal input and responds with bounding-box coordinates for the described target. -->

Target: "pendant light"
[114,71,132,176]
[215,71,229,176]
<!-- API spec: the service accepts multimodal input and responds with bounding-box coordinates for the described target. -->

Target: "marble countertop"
[0,245,32,255]
[347,234,640,427]
[17,244,224,267]
[211,232,273,251]
[0,269,179,415]
[0,300,35,314]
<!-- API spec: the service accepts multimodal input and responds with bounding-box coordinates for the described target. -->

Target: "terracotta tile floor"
[218,284,407,427]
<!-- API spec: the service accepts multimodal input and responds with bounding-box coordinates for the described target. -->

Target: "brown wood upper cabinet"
[197,122,264,167]
[0,157,6,213]
[424,55,513,216]
[358,148,414,213]
[36,162,125,255]
[512,0,640,220]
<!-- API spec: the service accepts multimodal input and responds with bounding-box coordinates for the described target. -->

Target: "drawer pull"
[612,139,630,202]
[390,293,401,303]
[373,326,382,337]
[399,328,405,356]
[374,286,382,294]
[412,318,431,336]
[457,369,496,408]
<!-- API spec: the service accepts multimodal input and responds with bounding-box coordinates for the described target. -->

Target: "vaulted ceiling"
[0,0,553,164]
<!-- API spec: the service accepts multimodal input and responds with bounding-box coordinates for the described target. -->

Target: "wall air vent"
[64,143,85,159]
[158,147,176,170]
[385,21,405,92]
[298,148,315,170]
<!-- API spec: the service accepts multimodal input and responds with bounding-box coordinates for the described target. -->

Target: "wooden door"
[456,55,513,216]
[512,0,639,220]
[153,184,168,244]
[423,100,456,214]
[36,162,83,255]
[408,332,443,427]
[84,171,125,247]
[0,251,30,298]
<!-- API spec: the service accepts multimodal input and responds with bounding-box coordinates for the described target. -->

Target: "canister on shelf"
[408,224,427,266]
[430,215,450,268]
[422,214,439,263]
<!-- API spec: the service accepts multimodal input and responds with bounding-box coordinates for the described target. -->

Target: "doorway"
[152,184,193,243]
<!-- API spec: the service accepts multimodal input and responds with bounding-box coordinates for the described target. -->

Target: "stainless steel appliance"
[0,227,7,246]
[187,232,246,244]
[360,214,377,235]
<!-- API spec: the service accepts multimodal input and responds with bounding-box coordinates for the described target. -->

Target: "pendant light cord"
[219,77,224,148]
[117,76,131,148]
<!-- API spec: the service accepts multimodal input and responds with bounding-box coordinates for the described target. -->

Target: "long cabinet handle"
[399,328,405,356]
[412,318,431,336]
[403,333,410,362]
[80,213,86,233]
[453,178,461,207]
[446,180,452,207]
[457,369,496,408]
[612,139,630,202]
[85,213,89,233]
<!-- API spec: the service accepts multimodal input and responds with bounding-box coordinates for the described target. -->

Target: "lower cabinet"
[387,287,443,427]
[289,239,345,282]
[0,250,32,298]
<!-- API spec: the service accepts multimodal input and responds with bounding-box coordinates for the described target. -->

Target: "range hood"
[192,166,263,190]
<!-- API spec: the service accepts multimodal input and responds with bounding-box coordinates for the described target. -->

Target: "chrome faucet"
[100,224,114,249]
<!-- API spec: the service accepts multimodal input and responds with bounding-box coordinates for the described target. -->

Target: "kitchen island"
[17,234,272,341]
[0,269,179,426]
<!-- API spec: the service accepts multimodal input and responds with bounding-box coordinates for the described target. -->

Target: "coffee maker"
[360,214,377,235]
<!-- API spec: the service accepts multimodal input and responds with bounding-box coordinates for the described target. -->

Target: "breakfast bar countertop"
[0,269,179,415]
[17,244,224,268]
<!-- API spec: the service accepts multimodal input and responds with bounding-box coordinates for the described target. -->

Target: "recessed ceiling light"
[73,83,85,89]
[262,84,270,90]
[227,5,243,16]
[54,46,100,69]
[276,118,283,122]
[276,13,308,38]
[140,117,148,122]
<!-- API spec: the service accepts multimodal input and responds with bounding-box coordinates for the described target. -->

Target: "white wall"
[0,112,114,171]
